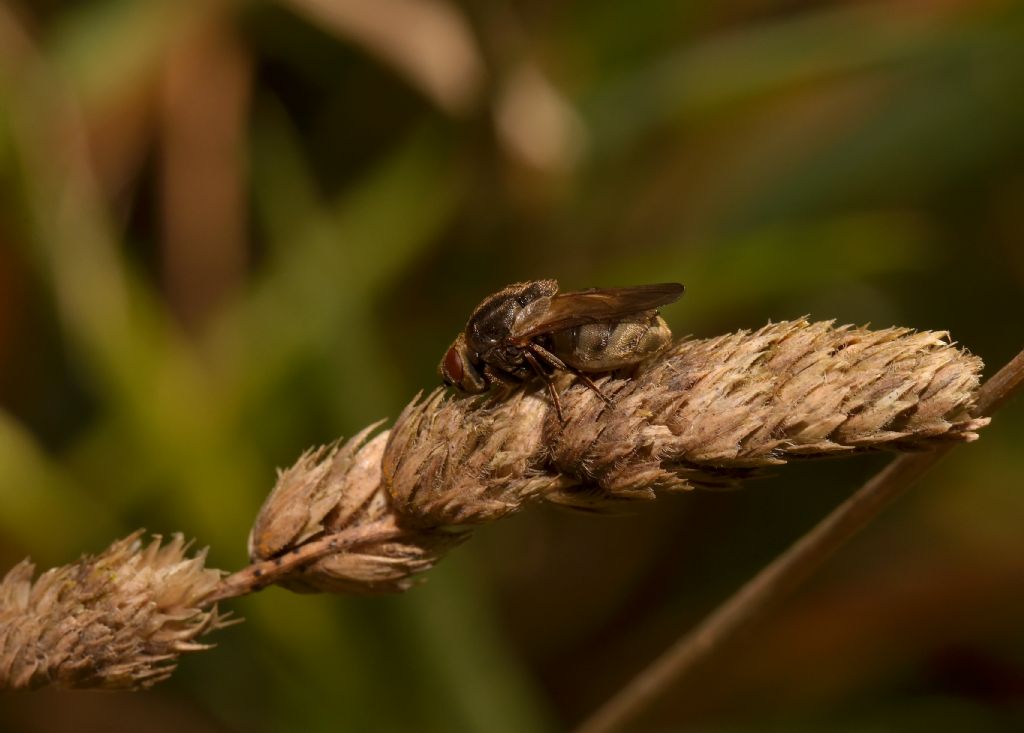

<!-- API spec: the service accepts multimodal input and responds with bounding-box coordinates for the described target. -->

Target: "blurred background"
[1,0,1023,731]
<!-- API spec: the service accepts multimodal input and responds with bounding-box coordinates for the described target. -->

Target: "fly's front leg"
[522,350,565,422]
[528,342,612,405]
[482,364,523,387]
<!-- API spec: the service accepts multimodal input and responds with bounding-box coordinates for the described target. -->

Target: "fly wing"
[513,283,684,339]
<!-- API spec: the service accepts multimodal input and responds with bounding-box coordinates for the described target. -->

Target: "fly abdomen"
[550,312,673,372]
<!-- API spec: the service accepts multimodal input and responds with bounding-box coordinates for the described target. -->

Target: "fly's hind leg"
[528,342,612,405]
[522,350,565,422]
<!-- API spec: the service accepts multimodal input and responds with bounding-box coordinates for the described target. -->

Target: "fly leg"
[482,364,523,387]
[522,350,565,422]
[528,342,613,405]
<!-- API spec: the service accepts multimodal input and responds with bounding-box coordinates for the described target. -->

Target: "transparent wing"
[513,283,683,339]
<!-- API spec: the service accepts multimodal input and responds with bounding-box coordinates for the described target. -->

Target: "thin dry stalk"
[573,346,1024,733]
[208,518,406,602]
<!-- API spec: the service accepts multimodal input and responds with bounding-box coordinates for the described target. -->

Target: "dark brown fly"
[438,280,684,419]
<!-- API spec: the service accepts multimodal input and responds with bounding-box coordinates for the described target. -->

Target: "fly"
[438,279,684,419]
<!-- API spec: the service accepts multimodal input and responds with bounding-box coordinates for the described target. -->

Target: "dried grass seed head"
[384,319,987,520]
[0,532,229,690]
[249,426,465,594]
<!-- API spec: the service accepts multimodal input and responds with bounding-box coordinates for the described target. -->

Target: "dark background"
[1,0,1023,731]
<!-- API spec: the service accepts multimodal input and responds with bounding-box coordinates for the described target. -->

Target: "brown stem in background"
[973,348,1024,416]
[573,347,1024,733]
[160,16,251,332]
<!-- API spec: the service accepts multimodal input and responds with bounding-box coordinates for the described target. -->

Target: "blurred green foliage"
[0,1,1023,731]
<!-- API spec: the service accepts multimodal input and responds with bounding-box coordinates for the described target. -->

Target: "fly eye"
[442,347,464,384]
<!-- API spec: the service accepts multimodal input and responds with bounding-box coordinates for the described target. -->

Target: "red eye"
[443,346,464,384]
